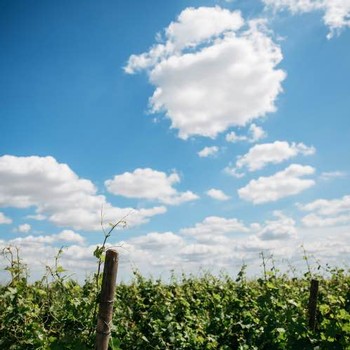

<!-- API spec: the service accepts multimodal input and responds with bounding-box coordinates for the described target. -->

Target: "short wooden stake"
[308,279,319,331]
[95,249,119,350]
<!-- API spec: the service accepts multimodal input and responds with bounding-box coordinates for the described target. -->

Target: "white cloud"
[105,168,198,205]
[179,243,231,262]
[206,188,231,201]
[299,194,350,216]
[129,231,185,250]
[302,213,350,227]
[125,7,286,139]
[238,163,316,204]
[299,194,350,227]
[55,230,86,244]
[257,211,297,240]
[298,226,350,266]
[17,223,31,233]
[116,232,188,272]
[226,123,267,143]
[263,0,350,38]
[0,155,166,231]
[225,141,315,178]
[198,146,219,158]
[249,123,267,142]
[180,216,249,236]
[320,171,347,181]
[235,141,315,172]
[0,212,12,224]
[225,131,248,143]
[166,6,245,50]
[11,230,85,245]
[224,166,245,178]
[26,214,46,221]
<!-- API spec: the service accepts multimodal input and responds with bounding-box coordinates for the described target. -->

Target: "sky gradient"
[1,0,350,282]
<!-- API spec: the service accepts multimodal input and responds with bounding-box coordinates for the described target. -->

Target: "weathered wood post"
[95,249,119,350]
[308,279,319,331]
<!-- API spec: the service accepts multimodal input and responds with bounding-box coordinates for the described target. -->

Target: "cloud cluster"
[3,209,350,283]
[119,212,299,273]
[263,0,350,38]
[0,155,166,231]
[105,168,198,205]
[125,6,286,139]
[238,163,315,204]
[299,194,350,227]
[117,212,350,276]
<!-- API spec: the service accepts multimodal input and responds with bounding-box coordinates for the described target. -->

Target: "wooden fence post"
[95,249,119,350]
[308,279,319,331]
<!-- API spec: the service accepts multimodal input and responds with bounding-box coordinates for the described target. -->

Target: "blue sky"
[1,0,350,281]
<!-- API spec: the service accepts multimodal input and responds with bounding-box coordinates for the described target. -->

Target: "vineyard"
[1,247,350,349]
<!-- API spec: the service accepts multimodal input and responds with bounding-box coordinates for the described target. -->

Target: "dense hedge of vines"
[1,247,350,349]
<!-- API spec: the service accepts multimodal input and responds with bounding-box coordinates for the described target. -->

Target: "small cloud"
[55,230,85,244]
[198,146,219,158]
[224,166,245,178]
[206,188,230,201]
[17,223,31,233]
[26,214,46,221]
[320,171,347,181]
[225,131,247,143]
[248,124,267,143]
[226,124,267,144]
[0,212,12,225]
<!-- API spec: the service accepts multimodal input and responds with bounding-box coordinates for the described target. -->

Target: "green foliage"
[1,247,350,349]
[0,246,97,349]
